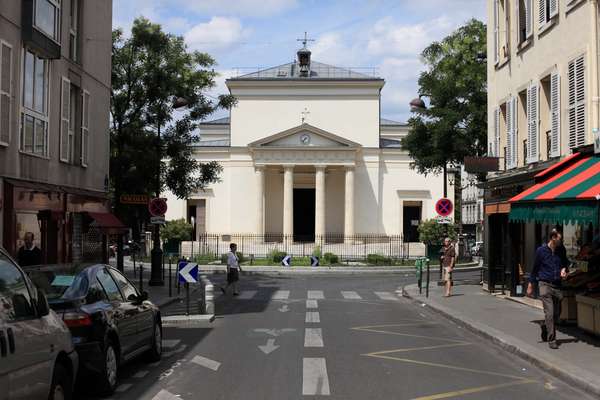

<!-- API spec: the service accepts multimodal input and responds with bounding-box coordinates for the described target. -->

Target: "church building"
[164,41,452,243]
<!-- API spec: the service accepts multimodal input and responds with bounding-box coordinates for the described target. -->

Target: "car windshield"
[27,269,89,301]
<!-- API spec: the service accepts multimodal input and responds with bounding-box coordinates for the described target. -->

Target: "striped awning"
[508,153,600,224]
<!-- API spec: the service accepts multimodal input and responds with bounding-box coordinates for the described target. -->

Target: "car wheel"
[49,363,72,400]
[99,339,119,395]
[145,321,162,362]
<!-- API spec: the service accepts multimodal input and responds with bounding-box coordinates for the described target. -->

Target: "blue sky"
[113,0,486,123]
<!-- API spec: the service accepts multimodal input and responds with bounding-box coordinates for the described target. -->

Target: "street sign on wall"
[149,198,168,217]
[435,198,454,217]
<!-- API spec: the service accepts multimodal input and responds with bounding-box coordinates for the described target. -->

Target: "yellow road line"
[353,327,468,344]
[365,342,472,355]
[410,379,536,400]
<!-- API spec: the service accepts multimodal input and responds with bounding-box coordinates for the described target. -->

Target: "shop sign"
[464,156,500,173]
[120,194,149,205]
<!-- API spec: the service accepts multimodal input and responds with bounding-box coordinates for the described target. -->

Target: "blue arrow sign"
[310,255,319,267]
[282,255,291,267]
[178,261,198,283]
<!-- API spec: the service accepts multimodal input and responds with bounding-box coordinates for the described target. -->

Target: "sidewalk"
[402,283,600,397]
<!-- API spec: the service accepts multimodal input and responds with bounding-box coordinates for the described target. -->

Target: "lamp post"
[149,97,191,286]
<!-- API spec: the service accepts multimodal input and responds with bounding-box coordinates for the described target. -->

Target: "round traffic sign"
[149,198,168,217]
[435,198,453,217]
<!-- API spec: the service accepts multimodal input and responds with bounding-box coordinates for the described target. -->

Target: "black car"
[23,264,162,395]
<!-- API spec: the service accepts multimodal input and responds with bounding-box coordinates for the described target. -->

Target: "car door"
[0,252,50,400]
[108,268,154,349]
[95,268,138,356]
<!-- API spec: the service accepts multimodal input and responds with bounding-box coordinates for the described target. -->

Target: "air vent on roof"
[277,70,288,77]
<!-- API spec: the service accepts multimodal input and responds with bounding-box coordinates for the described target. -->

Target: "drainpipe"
[591,0,599,137]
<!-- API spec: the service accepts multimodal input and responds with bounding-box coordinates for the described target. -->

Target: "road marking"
[352,324,466,344]
[152,389,181,400]
[254,328,296,337]
[238,290,257,299]
[303,358,330,395]
[306,311,320,323]
[258,338,280,354]
[374,291,398,300]
[191,355,221,371]
[132,370,149,379]
[306,299,318,309]
[278,304,290,312]
[304,328,324,347]
[341,291,362,299]
[272,290,290,300]
[410,379,535,400]
[115,384,132,393]
[308,290,324,299]
[162,339,181,349]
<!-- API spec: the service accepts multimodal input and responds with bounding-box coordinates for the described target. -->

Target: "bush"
[269,249,287,263]
[323,252,339,264]
[418,219,458,245]
[367,253,391,265]
[162,219,193,243]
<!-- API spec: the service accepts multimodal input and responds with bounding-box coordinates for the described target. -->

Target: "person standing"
[527,230,568,349]
[442,237,456,297]
[17,232,43,266]
[221,243,242,296]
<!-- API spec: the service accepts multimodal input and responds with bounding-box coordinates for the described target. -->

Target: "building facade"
[165,45,452,249]
[0,0,113,263]
[486,0,598,293]
[461,166,484,244]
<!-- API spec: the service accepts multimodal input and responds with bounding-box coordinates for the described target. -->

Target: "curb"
[401,284,600,398]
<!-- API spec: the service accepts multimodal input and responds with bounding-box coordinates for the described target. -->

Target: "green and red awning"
[509,153,600,224]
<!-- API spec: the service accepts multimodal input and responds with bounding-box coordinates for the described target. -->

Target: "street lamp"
[149,96,192,286]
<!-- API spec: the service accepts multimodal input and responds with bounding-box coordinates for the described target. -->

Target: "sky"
[113,0,486,123]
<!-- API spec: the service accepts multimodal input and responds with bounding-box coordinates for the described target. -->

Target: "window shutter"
[494,107,500,157]
[506,101,512,168]
[504,0,509,54]
[550,72,560,157]
[525,0,533,38]
[568,56,586,149]
[512,96,518,167]
[0,42,11,145]
[494,0,499,64]
[549,0,558,18]
[539,0,547,26]
[527,83,539,163]
[81,90,90,167]
[60,77,71,162]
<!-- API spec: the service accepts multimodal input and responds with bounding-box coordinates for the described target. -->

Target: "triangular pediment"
[248,124,361,148]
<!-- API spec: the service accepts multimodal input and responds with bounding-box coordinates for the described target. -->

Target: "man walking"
[17,232,43,266]
[442,237,456,297]
[527,230,569,349]
[221,243,242,296]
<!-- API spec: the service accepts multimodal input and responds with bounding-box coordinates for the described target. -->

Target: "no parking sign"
[435,198,453,217]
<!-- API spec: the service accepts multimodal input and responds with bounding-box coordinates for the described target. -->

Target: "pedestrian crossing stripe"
[213,290,400,301]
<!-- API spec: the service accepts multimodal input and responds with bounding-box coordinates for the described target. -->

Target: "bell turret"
[296,32,314,77]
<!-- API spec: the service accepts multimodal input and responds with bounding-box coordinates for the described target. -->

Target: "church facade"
[164,45,452,242]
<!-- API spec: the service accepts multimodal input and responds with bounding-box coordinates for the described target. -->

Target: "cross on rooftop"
[297,32,315,48]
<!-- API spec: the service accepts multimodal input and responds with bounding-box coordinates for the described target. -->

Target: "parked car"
[471,241,483,256]
[0,247,78,400]
[23,263,162,395]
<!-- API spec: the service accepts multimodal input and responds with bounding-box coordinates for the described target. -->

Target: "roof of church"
[200,116,406,126]
[229,61,381,81]
[380,118,406,127]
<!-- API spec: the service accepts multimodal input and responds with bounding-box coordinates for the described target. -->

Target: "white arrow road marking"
[254,328,296,337]
[374,291,398,300]
[179,263,198,283]
[278,304,290,312]
[272,290,290,300]
[258,338,280,354]
[306,299,318,309]
[191,355,221,371]
[304,328,324,347]
[306,312,320,323]
[341,291,362,299]
[308,290,324,299]
[237,290,257,299]
[152,389,181,400]
[115,384,133,393]
[303,358,330,395]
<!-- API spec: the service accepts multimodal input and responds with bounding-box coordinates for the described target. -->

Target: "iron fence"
[180,233,426,263]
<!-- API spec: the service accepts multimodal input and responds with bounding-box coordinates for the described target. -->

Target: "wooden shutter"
[60,77,71,162]
[0,42,11,145]
[568,56,586,149]
[550,72,560,157]
[506,101,512,168]
[512,97,518,167]
[527,83,539,163]
[549,0,558,18]
[494,0,499,64]
[525,0,533,38]
[539,0,547,26]
[493,108,500,157]
[81,90,90,167]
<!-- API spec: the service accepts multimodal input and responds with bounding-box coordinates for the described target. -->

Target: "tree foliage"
[402,19,487,175]
[161,219,193,243]
[110,18,234,228]
[418,219,458,245]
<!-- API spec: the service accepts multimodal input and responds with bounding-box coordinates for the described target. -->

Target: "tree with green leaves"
[161,219,193,243]
[418,219,458,245]
[111,18,235,235]
[402,19,487,175]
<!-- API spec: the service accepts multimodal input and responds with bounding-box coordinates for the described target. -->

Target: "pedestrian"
[17,232,43,266]
[221,243,242,296]
[527,229,569,349]
[442,237,456,297]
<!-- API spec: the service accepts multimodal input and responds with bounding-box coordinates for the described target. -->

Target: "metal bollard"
[204,279,214,315]
[139,262,144,293]
[169,258,172,297]
[426,258,430,298]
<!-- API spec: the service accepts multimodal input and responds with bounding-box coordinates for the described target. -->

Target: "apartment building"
[0,0,118,263]
[486,0,599,294]
[461,166,484,244]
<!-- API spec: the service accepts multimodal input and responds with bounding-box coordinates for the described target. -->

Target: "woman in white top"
[221,243,242,296]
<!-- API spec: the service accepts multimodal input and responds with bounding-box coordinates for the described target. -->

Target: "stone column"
[344,167,355,239]
[315,165,326,240]
[255,166,265,236]
[283,165,294,238]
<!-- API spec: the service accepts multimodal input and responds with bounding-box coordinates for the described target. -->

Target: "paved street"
[76,274,593,400]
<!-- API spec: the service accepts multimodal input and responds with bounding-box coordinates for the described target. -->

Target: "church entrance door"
[293,189,315,242]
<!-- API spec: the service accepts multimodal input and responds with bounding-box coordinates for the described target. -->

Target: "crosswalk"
[216,289,399,301]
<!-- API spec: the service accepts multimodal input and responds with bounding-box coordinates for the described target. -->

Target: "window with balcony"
[21,49,48,156]
[35,0,60,43]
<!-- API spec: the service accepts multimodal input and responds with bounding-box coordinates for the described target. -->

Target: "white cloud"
[162,17,192,34]
[185,17,249,52]
[176,0,297,17]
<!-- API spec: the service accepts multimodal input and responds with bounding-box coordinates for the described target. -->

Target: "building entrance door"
[403,204,422,242]
[293,189,315,242]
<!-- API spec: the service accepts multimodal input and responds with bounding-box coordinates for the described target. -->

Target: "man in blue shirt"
[527,230,568,349]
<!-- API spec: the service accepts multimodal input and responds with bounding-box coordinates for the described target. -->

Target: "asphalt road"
[78,273,592,400]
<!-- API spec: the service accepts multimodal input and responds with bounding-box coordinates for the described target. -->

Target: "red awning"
[86,212,128,234]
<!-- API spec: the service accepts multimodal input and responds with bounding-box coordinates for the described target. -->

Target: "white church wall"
[325,169,345,234]
[265,168,284,234]
[355,154,382,234]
